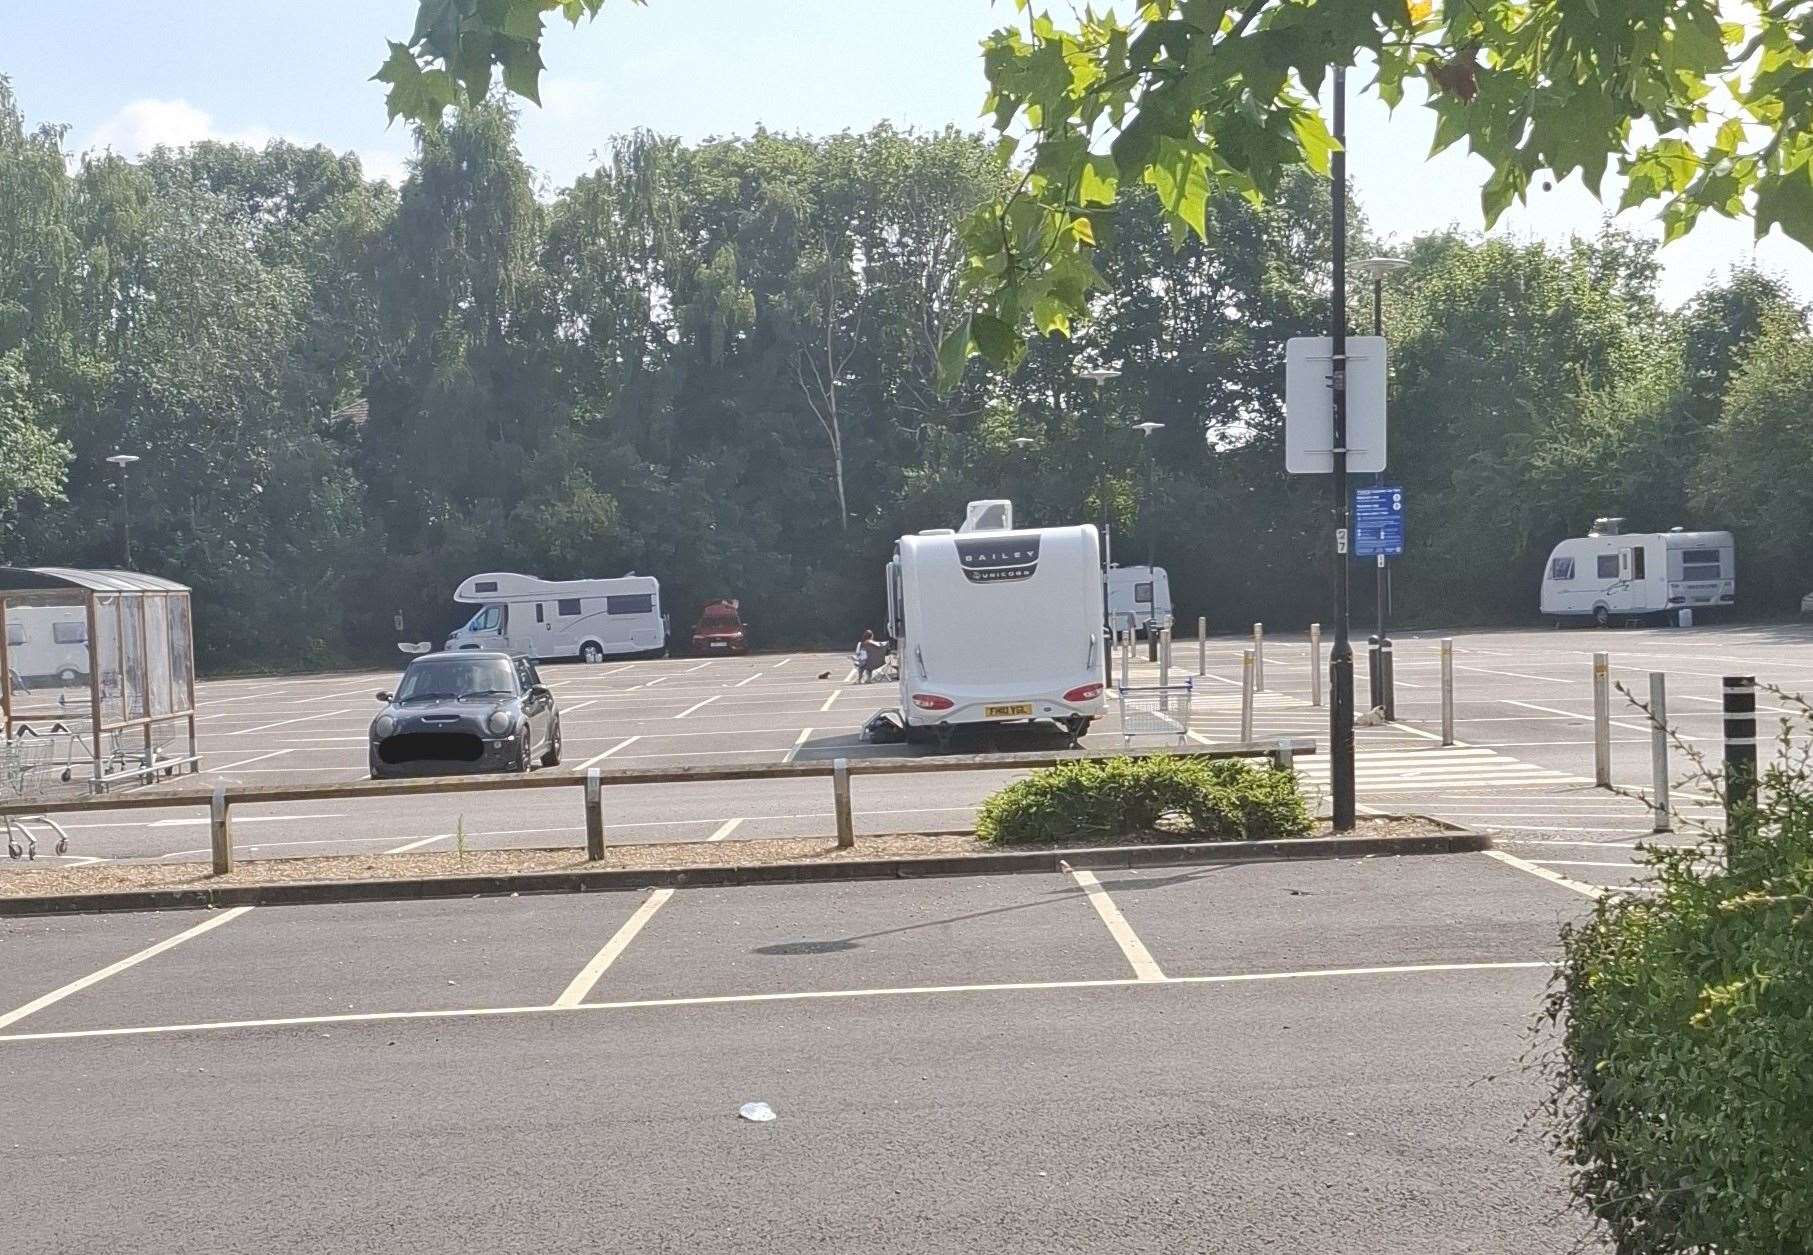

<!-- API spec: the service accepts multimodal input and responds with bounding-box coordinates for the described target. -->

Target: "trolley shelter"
[0,568,200,793]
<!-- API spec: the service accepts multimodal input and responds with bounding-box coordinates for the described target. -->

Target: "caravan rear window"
[607,594,653,616]
[1681,549,1723,581]
[1549,557,1575,581]
[1134,582,1154,604]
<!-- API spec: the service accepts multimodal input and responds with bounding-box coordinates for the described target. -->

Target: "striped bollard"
[1723,675,1757,854]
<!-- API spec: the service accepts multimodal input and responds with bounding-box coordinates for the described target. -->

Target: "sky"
[3,0,1807,307]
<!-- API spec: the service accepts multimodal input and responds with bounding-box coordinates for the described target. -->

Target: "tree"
[380,2,1813,367]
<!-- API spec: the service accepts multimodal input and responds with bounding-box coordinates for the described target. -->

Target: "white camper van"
[445,572,666,661]
[4,604,90,687]
[886,502,1106,743]
[1540,519,1735,626]
[1105,564,1173,636]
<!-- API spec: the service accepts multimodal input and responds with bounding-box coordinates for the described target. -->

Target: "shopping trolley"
[1115,680,1194,746]
[0,725,72,859]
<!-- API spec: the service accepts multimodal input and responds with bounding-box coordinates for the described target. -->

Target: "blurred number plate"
[985,703,1033,717]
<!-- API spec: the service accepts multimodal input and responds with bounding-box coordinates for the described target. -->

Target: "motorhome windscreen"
[397,657,515,701]
[465,605,500,632]
[1682,549,1723,581]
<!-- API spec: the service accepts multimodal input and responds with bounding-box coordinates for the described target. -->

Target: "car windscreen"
[700,610,740,628]
[396,657,517,702]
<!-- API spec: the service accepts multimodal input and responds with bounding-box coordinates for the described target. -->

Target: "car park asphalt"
[1,850,1597,1252]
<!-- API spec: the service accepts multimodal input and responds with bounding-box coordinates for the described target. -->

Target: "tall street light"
[105,453,141,569]
[1079,366,1121,570]
[1133,420,1165,658]
[1362,257,1409,711]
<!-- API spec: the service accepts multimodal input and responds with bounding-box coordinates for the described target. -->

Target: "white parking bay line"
[675,696,721,719]
[561,700,599,716]
[0,907,255,1032]
[230,709,353,737]
[386,833,449,854]
[210,749,293,772]
[1066,867,1166,982]
[1482,849,1607,900]
[554,889,676,1007]
[572,736,640,772]
[733,673,764,687]
[820,689,841,713]
[782,728,812,763]
[773,658,793,668]
[707,818,744,842]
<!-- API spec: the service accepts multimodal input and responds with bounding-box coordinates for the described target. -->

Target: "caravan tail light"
[1064,684,1103,703]
[911,693,954,711]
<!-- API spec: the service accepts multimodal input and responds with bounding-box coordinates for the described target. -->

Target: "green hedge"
[974,755,1313,846]
[1546,796,1813,1252]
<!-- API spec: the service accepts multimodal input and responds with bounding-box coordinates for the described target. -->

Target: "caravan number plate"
[985,703,1033,718]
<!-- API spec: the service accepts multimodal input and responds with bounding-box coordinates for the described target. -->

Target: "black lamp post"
[105,453,141,569]
[1362,257,1409,713]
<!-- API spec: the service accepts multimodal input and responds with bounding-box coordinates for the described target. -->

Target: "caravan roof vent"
[1670,526,1684,532]
[1588,516,1625,536]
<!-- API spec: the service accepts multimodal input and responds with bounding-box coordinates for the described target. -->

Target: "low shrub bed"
[974,755,1313,846]
[1546,779,1813,1251]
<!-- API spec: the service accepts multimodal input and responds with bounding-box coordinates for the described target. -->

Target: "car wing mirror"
[375,690,392,702]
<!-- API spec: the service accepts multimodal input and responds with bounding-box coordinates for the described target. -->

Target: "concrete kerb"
[0,825,1494,917]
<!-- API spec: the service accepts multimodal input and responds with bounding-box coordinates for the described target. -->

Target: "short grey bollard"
[1252,623,1265,691]
[833,757,854,848]
[1309,623,1322,707]
[1440,639,1455,746]
[1240,650,1255,742]
[584,767,605,859]
[1121,616,1135,687]
[1593,652,1612,789]
[1648,672,1671,834]
[1274,738,1294,771]
[210,784,232,875]
[1197,616,1207,677]
[1158,627,1172,711]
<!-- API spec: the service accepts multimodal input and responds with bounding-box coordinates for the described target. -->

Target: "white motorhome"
[1540,519,1735,626]
[4,604,91,687]
[886,501,1106,743]
[1105,564,1173,636]
[445,572,666,661]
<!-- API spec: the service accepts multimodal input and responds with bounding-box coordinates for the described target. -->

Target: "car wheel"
[540,719,562,767]
[581,642,604,664]
[516,733,534,773]
[1593,604,1611,628]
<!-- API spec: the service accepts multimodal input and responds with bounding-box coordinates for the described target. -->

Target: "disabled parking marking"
[1067,867,1166,982]
[0,907,255,1032]
[0,961,1552,1045]
[554,888,676,1007]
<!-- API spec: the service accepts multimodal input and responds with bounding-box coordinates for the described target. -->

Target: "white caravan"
[445,572,666,661]
[4,604,91,687]
[1540,519,1735,626]
[1105,564,1173,636]
[886,502,1106,743]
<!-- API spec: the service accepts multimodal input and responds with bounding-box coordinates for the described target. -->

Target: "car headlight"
[486,709,515,736]
[374,715,395,738]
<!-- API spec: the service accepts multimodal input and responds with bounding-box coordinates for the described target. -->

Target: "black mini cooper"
[369,651,561,779]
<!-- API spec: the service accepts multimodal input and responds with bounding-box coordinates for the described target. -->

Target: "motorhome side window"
[607,595,653,615]
[535,604,545,624]
[1549,557,1575,581]
[52,622,87,645]
[557,598,582,616]
[1682,549,1722,581]
[1134,582,1153,604]
[1596,555,1620,579]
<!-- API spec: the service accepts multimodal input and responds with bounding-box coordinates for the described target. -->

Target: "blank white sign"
[1284,335,1387,474]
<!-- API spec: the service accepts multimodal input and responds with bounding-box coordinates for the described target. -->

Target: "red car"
[691,599,748,655]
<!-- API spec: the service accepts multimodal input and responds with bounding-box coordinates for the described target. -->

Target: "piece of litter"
[738,1102,777,1123]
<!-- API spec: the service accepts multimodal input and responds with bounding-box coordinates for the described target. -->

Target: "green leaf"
[372,42,460,125]
[1077,153,1119,206]
[1755,163,1813,250]
[937,316,974,387]
[1290,108,1338,176]
[500,40,545,104]
[971,312,1020,364]
[1142,136,1210,240]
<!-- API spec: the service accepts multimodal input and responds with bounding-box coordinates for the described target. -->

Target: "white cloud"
[83,97,409,186]
[88,98,270,158]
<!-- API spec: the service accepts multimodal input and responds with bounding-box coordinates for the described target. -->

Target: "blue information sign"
[1353,486,1405,558]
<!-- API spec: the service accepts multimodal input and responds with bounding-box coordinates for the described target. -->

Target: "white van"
[886,507,1106,743]
[1105,564,1173,636]
[1540,520,1735,626]
[4,605,90,687]
[445,572,666,661]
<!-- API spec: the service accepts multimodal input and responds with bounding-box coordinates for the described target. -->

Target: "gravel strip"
[0,818,1442,898]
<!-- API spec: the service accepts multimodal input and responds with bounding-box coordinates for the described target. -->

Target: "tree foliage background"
[1,78,1807,670]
